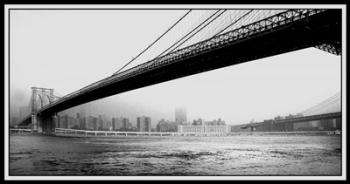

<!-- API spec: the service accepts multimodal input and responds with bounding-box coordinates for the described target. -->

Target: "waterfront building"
[175,108,187,124]
[67,116,79,129]
[192,118,203,125]
[137,116,151,132]
[98,115,103,130]
[101,114,110,130]
[230,124,251,132]
[129,126,138,132]
[58,114,68,129]
[80,117,86,130]
[122,117,132,131]
[112,117,132,131]
[86,116,98,130]
[178,124,229,136]
[204,118,226,126]
[106,121,112,131]
[157,119,178,132]
[76,113,86,129]
[58,115,78,129]
[112,117,122,130]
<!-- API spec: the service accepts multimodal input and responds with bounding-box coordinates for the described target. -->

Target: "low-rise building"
[178,124,229,136]
[156,119,178,132]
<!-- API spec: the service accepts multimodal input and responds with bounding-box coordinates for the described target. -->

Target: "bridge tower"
[31,87,58,134]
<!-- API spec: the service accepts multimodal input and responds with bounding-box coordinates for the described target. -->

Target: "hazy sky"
[9,9,341,125]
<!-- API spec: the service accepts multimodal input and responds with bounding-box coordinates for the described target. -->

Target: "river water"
[9,134,341,176]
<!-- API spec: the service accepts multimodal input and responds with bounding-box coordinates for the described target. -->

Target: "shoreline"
[9,131,342,138]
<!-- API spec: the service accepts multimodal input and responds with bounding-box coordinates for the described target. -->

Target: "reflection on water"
[9,134,341,176]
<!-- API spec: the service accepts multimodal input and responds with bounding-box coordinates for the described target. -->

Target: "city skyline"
[12,91,340,130]
[10,88,341,128]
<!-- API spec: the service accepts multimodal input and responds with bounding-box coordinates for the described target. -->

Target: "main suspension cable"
[114,10,192,74]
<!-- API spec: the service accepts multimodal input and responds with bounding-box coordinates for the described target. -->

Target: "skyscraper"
[137,116,151,132]
[112,117,131,131]
[98,115,104,130]
[112,117,120,130]
[76,113,86,129]
[175,108,187,124]
[59,114,68,128]
[122,117,131,131]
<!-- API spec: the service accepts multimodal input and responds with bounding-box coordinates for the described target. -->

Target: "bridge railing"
[38,9,326,113]
[10,128,32,133]
[54,128,180,136]
[54,128,229,137]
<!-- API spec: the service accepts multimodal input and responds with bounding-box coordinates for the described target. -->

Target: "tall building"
[80,117,86,130]
[92,117,98,130]
[76,113,86,129]
[98,115,106,130]
[86,116,98,130]
[112,117,131,131]
[122,117,132,131]
[59,114,68,128]
[112,117,122,130]
[106,120,112,131]
[58,114,79,129]
[67,116,79,129]
[137,116,151,132]
[175,108,187,124]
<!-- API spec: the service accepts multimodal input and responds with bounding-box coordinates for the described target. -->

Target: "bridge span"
[18,9,341,134]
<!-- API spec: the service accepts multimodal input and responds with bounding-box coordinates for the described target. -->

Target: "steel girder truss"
[315,41,341,55]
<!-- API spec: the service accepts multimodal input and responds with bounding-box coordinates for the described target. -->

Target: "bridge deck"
[19,9,341,125]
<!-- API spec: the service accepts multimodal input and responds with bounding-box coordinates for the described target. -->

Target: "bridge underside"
[37,10,340,117]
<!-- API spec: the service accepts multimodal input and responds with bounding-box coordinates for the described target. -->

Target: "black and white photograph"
[4,4,347,180]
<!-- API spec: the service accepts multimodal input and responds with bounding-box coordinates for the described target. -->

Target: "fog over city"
[10,10,341,126]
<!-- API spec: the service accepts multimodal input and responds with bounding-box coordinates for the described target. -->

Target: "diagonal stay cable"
[165,10,253,59]
[114,9,192,74]
[153,10,224,60]
[163,9,228,56]
[157,9,252,62]
[213,9,254,37]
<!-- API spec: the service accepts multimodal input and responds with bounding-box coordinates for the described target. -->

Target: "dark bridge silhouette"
[18,9,341,133]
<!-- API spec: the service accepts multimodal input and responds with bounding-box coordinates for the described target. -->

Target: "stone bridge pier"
[32,113,57,134]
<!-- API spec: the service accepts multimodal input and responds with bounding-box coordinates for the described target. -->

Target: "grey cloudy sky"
[9,9,341,125]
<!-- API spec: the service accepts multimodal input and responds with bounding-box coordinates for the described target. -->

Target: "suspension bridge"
[16,9,341,134]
